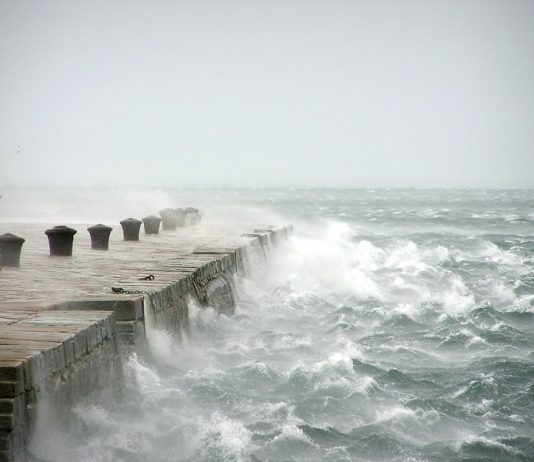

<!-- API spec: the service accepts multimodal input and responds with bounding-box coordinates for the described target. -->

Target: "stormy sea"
[3,188,534,462]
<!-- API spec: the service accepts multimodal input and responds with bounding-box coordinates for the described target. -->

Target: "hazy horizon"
[1,0,533,189]
[1,184,534,191]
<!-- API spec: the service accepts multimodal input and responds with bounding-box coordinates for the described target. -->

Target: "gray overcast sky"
[0,0,533,188]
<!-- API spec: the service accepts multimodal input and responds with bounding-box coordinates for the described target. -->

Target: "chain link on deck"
[111,287,144,294]
[111,274,155,294]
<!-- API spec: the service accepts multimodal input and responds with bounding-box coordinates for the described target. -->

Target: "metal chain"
[111,287,144,294]
[111,275,155,294]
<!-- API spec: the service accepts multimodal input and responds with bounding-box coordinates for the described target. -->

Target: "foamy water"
[4,188,533,461]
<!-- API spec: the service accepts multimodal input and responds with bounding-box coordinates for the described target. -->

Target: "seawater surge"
[1,188,534,462]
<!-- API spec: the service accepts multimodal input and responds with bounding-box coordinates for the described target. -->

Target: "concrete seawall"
[0,223,292,461]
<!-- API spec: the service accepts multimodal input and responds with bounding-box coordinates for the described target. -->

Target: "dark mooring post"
[120,218,142,241]
[0,233,25,266]
[87,224,113,250]
[185,207,201,225]
[159,208,178,231]
[45,226,77,256]
[174,208,186,227]
[142,215,161,234]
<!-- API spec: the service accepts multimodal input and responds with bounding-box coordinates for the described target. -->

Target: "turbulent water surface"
[12,188,533,462]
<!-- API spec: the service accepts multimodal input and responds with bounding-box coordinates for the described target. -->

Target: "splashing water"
[27,189,534,462]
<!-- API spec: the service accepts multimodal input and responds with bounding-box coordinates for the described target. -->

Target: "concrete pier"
[0,222,291,461]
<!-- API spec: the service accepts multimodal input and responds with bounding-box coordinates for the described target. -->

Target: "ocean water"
[3,188,534,462]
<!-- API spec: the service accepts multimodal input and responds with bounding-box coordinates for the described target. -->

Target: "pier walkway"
[0,221,291,461]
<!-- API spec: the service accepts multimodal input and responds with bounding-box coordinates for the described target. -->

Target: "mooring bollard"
[142,215,161,234]
[120,218,142,241]
[159,208,178,231]
[185,207,201,225]
[174,208,186,227]
[0,233,25,267]
[87,224,113,250]
[45,226,77,256]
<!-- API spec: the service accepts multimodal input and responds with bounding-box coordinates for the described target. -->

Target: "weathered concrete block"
[0,415,14,432]
[205,275,236,314]
[0,364,23,386]
[114,299,144,321]
[95,322,103,345]
[115,321,136,334]
[73,335,85,361]
[0,400,13,416]
[0,432,12,452]
[63,339,75,367]
[0,383,19,400]
[53,345,65,374]
[86,325,98,351]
